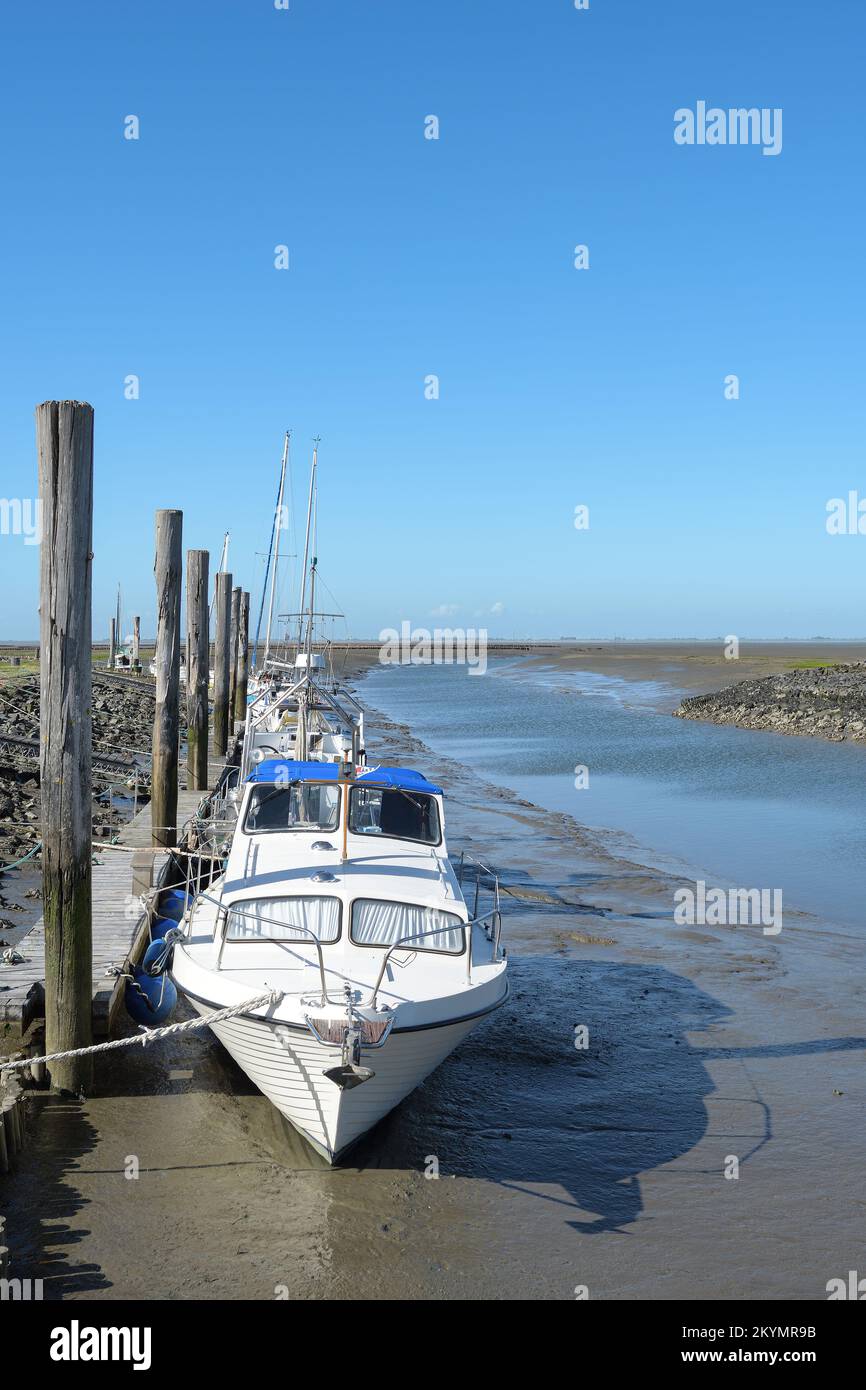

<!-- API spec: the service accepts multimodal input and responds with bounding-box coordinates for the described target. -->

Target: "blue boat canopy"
[246,759,443,795]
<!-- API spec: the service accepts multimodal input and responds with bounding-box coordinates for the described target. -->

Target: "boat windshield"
[245,782,341,834]
[349,786,441,845]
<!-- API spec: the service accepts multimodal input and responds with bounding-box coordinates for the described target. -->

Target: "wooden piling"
[36,399,94,1096]
[235,590,250,722]
[151,510,183,848]
[228,585,241,726]
[212,572,232,756]
[186,549,210,791]
[108,616,116,668]
[132,615,141,671]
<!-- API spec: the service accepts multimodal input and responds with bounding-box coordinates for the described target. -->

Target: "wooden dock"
[0,762,224,1041]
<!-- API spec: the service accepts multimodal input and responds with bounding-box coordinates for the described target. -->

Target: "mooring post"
[132,615,141,672]
[186,549,210,791]
[36,400,94,1096]
[234,590,250,723]
[151,510,183,848]
[108,616,116,669]
[212,571,232,756]
[228,585,241,724]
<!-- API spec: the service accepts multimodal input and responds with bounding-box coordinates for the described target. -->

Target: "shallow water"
[359,660,866,931]
[5,663,866,1301]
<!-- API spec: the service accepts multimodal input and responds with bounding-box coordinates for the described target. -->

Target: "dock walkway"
[0,758,224,1040]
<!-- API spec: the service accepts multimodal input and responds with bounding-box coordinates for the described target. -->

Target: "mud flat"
[521,639,866,700]
[673,663,866,742]
[0,673,157,949]
[1,685,865,1300]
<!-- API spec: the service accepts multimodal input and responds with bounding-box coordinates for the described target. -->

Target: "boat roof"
[246,759,443,795]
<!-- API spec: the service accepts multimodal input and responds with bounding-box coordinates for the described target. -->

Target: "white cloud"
[430,603,459,618]
[490,601,505,615]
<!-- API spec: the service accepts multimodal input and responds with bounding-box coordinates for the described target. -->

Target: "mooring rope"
[0,988,283,1074]
[0,841,42,871]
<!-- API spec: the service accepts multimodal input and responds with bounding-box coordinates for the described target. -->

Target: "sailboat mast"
[296,439,318,651]
[263,431,289,668]
[209,532,230,631]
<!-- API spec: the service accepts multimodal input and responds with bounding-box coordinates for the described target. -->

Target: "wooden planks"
[0,785,212,1041]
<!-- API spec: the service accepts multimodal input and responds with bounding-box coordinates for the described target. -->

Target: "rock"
[674,663,866,744]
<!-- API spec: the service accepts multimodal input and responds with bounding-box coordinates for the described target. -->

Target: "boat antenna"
[263,431,290,669]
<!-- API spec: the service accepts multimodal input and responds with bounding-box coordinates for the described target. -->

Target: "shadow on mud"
[337,957,864,1233]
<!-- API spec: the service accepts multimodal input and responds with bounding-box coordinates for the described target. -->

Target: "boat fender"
[125,967,178,1025]
[159,889,191,922]
[142,928,182,978]
[150,915,178,941]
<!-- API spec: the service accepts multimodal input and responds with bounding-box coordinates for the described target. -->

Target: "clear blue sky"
[0,0,863,640]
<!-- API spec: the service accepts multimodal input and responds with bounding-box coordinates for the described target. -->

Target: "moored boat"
[170,758,507,1162]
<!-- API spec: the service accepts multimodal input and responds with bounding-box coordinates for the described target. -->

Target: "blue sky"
[0,0,863,640]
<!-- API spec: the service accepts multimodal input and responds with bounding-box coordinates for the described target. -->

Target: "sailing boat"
[243,436,366,774]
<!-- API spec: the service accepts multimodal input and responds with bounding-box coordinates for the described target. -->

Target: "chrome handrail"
[367,902,502,1007]
[189,887,333,1007]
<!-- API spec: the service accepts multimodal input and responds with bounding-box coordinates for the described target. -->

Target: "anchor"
[323,984,376,1090]
[323,1023,375,1090]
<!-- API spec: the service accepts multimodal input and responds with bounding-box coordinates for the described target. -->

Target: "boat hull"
[185,995,498,1162]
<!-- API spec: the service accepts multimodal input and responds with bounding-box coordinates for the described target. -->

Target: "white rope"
[0,988,283,1074]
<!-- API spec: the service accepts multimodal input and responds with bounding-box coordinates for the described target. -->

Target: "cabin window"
[350,899,464,954]
[226,895,341,943]
[244,782,340,833]
[349,786,441,845]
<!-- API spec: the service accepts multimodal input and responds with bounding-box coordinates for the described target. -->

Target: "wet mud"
[2,683,865,1300]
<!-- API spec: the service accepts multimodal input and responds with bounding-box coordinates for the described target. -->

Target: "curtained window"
[226,895,341,943]
[351,898,464,954]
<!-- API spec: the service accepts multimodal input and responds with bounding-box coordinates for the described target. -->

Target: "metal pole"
[264,431,289,668]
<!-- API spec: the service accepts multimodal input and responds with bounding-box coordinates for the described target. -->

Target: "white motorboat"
[170,758,507,1162]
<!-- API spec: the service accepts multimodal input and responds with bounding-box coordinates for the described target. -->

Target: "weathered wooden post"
[132,615,141,672]
[234,590,250,723]
[36,400,94,1095]
[228,585,241,725]
[212,572,232,756]
[151,510,183,848]
[186,549,210,791]
[108,616,116,669]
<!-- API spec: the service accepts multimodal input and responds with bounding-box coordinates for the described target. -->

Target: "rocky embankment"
[0,674,157,868]
[673,663,866,743]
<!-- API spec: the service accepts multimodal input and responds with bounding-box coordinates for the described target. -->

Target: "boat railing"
[208,765,241,819]
[188,887,334,1007]
[456,849,502,925]
[365,899,503,1008]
